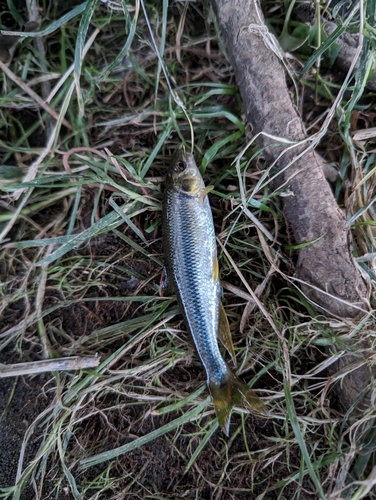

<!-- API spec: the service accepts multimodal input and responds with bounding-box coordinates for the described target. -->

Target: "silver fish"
[162,148,266,434]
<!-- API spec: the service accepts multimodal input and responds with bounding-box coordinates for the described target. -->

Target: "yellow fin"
[213,255,219,282]
[209,369,267,436]
[218,302,237,366]
[199,185,214,201]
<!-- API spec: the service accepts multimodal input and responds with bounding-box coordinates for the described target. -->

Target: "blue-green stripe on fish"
[162,148,266,435]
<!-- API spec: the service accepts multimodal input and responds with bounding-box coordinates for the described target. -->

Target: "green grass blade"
[0,2,88,37]
[74,0,97,115]
[97,0,140,82]
[36,210,123,266]
[109,197,148,243]
[284,377,325,498]
[80,399,210,468]
[184,420,219,474]
[301,7,358,75]
[140,124,172,178]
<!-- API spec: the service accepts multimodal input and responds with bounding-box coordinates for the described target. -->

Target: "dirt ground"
[2,1,375,498]
[0,230,317,500]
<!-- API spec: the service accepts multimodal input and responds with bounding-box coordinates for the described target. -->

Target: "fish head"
[167,149,204,196]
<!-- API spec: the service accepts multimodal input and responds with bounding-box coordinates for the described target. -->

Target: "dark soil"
[0,3,336,497]
[0,363,53,499]
[0,229,317,499]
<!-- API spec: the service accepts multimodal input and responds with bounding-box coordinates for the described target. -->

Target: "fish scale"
[163,149,266,434]
[164,184,226,382]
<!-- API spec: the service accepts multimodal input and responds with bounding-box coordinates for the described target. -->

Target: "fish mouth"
[180,175,202,194]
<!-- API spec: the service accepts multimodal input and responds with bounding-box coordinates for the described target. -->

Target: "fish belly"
[163,189,227,383]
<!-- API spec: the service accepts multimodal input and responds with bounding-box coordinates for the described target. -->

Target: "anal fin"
[218,302,237,366]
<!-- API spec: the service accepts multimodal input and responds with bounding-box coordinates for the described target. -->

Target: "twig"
[0,355,100,378]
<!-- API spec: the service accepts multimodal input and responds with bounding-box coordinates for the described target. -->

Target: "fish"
[162,147,266,435]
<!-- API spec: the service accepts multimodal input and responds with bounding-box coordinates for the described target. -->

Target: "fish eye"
[173,160,186,173]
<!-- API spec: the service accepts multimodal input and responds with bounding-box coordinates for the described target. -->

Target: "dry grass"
[1,0,376,499]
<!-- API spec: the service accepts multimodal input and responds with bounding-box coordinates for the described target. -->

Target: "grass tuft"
[0,0,376,498]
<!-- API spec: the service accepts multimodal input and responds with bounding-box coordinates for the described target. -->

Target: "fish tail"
[209,368,267,436]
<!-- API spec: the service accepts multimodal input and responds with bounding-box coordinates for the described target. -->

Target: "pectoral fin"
[218,302,237,366]
[159,267,173,297]
[199,185,214,201]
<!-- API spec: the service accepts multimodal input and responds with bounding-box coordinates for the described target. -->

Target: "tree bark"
[210,0,372,412]
[294,4,376,92]
[210,0,368,317]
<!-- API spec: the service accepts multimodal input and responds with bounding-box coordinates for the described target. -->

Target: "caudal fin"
[209,369,267,436]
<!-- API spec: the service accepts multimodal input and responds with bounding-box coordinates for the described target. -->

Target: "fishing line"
[139,0,195,154]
